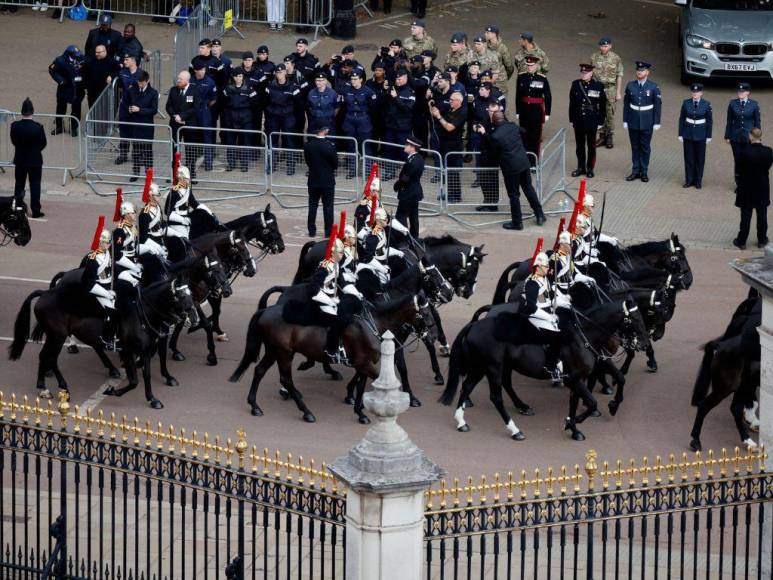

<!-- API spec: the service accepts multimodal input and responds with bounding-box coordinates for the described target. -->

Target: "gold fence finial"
[235,428,247,469]
[585,450,598,490]
[57,390,70,428]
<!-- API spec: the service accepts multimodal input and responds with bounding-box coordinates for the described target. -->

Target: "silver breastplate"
[322,264,338,296]
[96,252,112,283]
[121,227,137,258]
[374,232,388,261]
[146,205,164,236]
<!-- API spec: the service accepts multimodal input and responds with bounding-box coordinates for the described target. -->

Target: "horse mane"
[386,263,419,291]
[423,234,463,247]
[0,196,13,211]
[223,213,256,231]
[371,294,414,315]
[626,240,669,256]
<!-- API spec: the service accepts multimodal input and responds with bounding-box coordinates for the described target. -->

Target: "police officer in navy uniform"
[84,14,122,60]
[623,61,662,182]
[115,54,142,165]
[190,60,218,172]
[341,70,377,177]
[383,68,416,172]
[515,54,551,166]
[569,63,606,178]
[307,71,339,134]
[284,55,310,136]
[678,83,713,189]
[126,71,159,182]
[266,64,301,175]
[394,136,425,237]
[222,67,258,172]
[254,46,276,132]
[725,82,761,190]
[49,45,85,136]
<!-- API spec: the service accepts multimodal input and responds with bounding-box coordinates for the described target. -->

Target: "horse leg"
[423,336,445,385]
[574,379,600,424]
[353,374,370,424]
[501,363,534,415]
[246,350,276,417]
[169,323,186,361]
[157,336,179,387]
[276,355,316,423]
[93,345,121,379]
[142,352,163,409]
[689,389,730,452]
[730,388,756,450]
[37,335,67,396]
[343,373,358,405]
[562,384,585,441]
[210,296,228,340]
[65,335,79,354]
[486,368,525,441]
[322,361,343,380]
[744,398,760,432]
[106,351,139,397]
[395,348,421,407]
[619,349,636,376]
[606,362,627,417]
[202,311,218,366]
[433,307,451,356]
[645,344,658,372]
[453,368,484,432]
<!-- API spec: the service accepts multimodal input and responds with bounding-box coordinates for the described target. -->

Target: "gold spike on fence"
[425,447,768,509]
[0,390,344,495]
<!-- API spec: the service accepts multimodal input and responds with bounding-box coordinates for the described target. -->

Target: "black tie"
[741,100,745,110]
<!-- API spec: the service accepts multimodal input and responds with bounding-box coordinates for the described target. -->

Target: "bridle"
[418,260,453,305]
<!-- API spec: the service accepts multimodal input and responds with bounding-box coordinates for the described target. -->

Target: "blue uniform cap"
[257,45,269,54]
[598,36,612,45]
[275,63,286,72]
[421,49,436,59]
[412,19,426,28]
[485,25,499,34]
[635,61,651,70]
[296,38,309,45]
[406,136,423,148]
[690,83,703,92]
[211,39,222,47]
[65,45,80,56]
[440,72,452,81]
[469,60,481,67]
[314,71,327,80]
[389,39,402,47]
[450,33,465,43]
[231,67,244,76]
[520,32,534,42]
[411,55,424,63]
[284,54,297,63]
[737,82,751,92]
[192,60,206,71]
[350,69,364,79]
[480,82,493,90]
[371,58,387,70]
[99,14,112,25]
[473,35,485,44]
[445,65,459,73]
[395,68,409,77]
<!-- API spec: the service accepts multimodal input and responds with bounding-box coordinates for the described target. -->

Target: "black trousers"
[573,125,597,172]
[55,98,82,133]
[683,139,706,186]
[738,205,768,245]
[503,170,542,225]
[731,141,743,188]
[479,165,500,205]
[629,128,653,175]
[132,142,153,176]
[521,119,543,166]
[14,165,42,215]
[317,310,351,353]
[440,139,464,203]
[410,0,426,15]
[396,198,420,237]
[308,186,334,236]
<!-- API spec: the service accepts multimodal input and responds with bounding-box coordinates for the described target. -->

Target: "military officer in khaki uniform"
[403,19,438,59]
[472,34,506,94]
[484,25,514,81]
[514,32,550,75]
[590,36,624,149]
[444,32,472,74]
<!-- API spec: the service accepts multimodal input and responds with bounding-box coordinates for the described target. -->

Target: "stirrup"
[101,336,119,352]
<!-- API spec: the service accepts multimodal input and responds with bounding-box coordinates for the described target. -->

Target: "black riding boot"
[541,328,563,381]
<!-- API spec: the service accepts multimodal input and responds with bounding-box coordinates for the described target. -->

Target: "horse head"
[171,280,199,327]
[0,198,32,247]
[663,233,693,289]
[419,256,454,305]
[252,204,285,254]
[645,288,669,341]
[410,292,439,342]
[228,229,257,278]
[454,246,485,299]
[203,250,232,298]
[619,296,651,352]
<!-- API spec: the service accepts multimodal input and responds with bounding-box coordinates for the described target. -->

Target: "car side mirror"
[674,0,687,5]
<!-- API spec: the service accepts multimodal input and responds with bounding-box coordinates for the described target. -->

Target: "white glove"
[388,247,404,258]
[653,124,661,131]
[342,284,363,299]
[623,122,628,130]
[390,218,409,235]
[706,138,712,144]
[574,272,596,286]
[342,271,357,284]
[313,291,338,307]
[357,227,370,241]
[90,284,115,300]
[544,115,550,122]
[598,233,618,246]
[678,136,683,142]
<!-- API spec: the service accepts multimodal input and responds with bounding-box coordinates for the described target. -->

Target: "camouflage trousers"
[602,84,617,136]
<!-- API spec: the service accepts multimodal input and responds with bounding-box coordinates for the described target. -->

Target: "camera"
[380,47,390,57]
[428,100,435,107]
[332,55,343,63]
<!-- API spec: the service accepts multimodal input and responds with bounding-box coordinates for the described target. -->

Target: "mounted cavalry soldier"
[581,192,618,247]
[137,170,167,259]
[82,215,118,348]
[355,164,382,231]
[112,195,143,316]
[164,166,198,262]
[358,205,410,281]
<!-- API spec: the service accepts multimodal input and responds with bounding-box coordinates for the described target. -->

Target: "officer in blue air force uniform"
[623,61,662,183]
[678,83,712,189]
[725,82,762,189]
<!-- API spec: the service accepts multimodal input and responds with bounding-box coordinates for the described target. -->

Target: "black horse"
[440,299,650,441]
[9,260,200,408]
[0,196,32,247]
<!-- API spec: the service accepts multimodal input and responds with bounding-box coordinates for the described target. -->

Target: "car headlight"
[686,35,714,50]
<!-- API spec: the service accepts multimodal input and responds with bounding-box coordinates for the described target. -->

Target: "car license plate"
[724,63,756,72]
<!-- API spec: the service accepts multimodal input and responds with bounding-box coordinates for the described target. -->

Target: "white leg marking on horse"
[505,419,520,437]
[454,406,466,429]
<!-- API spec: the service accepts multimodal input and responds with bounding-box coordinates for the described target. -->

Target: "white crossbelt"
[629,104,654,111]
[685,118,706,125]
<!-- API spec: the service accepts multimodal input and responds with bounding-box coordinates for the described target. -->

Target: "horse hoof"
[572,431,586,442]
[458,424,470,433]
[251,406,264,417]
[303,412,317,423]
[358,415,371,425]
[215,333,229,342]
[647,361,658,373]
[38,389,52,400]
[439,344,451,357]
[165,377,179,387]
[108,368,121,379]
[67,345,79,354]
[297,361,315,371]
[103,386,116,396]
[608,402,619,416]
[409,396,422,408]
[343,396,355,405]
[519,407,535,416]
[511,431,526,441]
[206,355,218,366]
[149,399,164,410]
[551,379,564,388]
[689,439,702,452]
[45,369,54,378]
[279,387,289,401]
[601,386,614,395]
[464,398,474,408]
[328,371,343,381]
[590,409,602,418]
[172,352,186,362]
[433,375,445,385]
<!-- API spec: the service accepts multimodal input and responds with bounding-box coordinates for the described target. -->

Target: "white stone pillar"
[330,331,444,580]
[732,248,773,578]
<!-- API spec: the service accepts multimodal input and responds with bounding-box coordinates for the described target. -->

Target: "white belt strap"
[685,118,706,125]
[630,104,654,111]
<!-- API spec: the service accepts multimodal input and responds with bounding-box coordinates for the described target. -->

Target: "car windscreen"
[692,0,772,9]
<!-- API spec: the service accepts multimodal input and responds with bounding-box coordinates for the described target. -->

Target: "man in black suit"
[126,71,159,182]
[10,99,47,218]
[303,126,338,237]
[166,71,200,181]
[394,135,425,237]
[734,128,773,250]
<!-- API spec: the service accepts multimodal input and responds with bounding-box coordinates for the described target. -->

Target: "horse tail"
[31,323,45,343]
[292,241,316,285]
[472,304,492,322]
[492,261,521,304]
[9,290,44,360]
[229,310,265,382]
[258,286,288,310]
[439,322,474,406]
[691,340,717,406]
[49,271,66,289]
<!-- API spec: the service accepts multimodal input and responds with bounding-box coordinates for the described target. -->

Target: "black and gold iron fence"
[424,449,771,579]
[0,391,346,580]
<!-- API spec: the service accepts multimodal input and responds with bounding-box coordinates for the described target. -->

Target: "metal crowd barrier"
[1,0,76,22]
[0,111,82,186]
[538,127,571,214]
[269,132,359,209]
[178,126,268,201]
[84,120,173,195]
[146,49,167,120]
[362,140,443,216]
[85,77,119,146]
[84,0,191,22]
[230,0,333,39]
[444,151,512,227]
[172,1,225,85]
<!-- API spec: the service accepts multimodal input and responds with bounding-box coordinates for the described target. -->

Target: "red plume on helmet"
[338,211,347,240]
[173,151,181,185]
[324,224,339,260]
[90,215,106,252]
[529,237,544,270]
[112,188,123,223]
[567,181,586,235]
[369,194,379,226]
[553,217,567,251]
[142,168,154,204]
[363,163,378,197]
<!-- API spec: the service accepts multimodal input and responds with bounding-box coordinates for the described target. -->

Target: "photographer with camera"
[373,40,407,83]
[383,69,416,173]
[366,58,391,146]
[431,89,466,203]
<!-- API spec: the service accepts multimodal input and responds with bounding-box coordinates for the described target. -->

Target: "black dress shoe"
[114,156,127,165]
[571,169,585,177]
[605,135,614,149]
[586,170,594,178]
[502,221,524,230]
[535,213,547,226]
[733,238,746,250]
[51,128,64,136]
[695,183,702,189]
[475,205,498,212]
[595,134,606,147]
[682,182,692,188]
[625,173,640,181]
[31,212,45,218]
[641,174,649,182]
[129,176,138,183]
[758,239,769,248]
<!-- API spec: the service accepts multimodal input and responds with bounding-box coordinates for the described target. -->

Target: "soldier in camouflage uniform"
[514,32,550,76]
[443,32,473,77]
[403,19,438,60]
[472,34,507,94]
[590,36,624,149]
[485,25,515,81]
